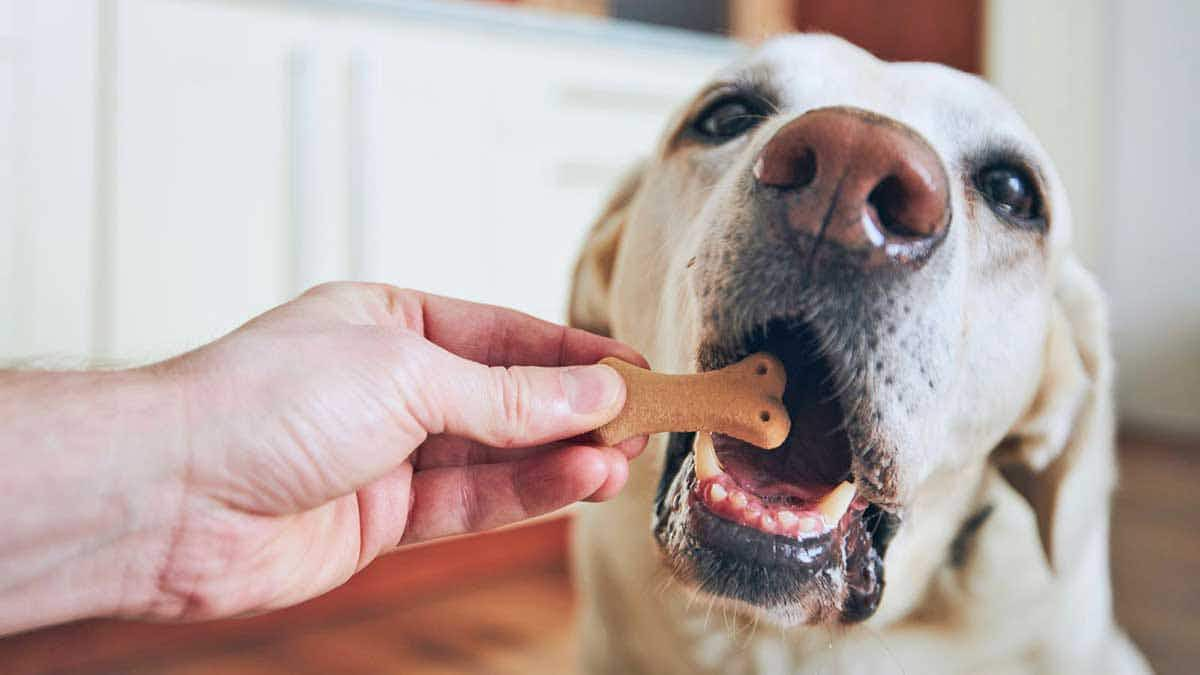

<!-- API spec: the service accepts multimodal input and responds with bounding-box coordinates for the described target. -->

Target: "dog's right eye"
[692,96,766,142]
[973,163,1044,228]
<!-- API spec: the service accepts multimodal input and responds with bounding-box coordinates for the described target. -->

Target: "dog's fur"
[568,36,1151,674]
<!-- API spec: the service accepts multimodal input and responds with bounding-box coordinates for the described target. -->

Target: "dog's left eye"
[692,96,765,141]
[974,164,1042,224]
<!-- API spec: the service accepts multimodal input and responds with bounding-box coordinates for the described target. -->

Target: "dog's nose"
[753,107,949,265]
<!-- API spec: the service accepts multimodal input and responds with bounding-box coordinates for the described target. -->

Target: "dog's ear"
[993,256,1117,573]
[567,163,644,336]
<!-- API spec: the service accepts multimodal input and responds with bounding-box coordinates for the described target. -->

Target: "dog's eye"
[974,165,1042,224]
[692,97,764,141]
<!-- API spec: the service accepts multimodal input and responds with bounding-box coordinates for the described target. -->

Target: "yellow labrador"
[568,35,1151,674]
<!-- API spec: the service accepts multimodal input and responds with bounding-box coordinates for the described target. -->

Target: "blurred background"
[1,1,1196,673]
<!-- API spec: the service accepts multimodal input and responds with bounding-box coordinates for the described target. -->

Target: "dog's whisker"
[703,593,717,631]
[824,623,838,675]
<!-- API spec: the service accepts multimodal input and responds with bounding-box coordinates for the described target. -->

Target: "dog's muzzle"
[649,107,948,623]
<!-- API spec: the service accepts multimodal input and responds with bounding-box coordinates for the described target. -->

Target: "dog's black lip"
[654,431,694,520]
[864,500,901,553]
[688,480,835,569]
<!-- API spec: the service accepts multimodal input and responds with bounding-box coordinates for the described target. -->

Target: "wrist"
[0,366,188,633]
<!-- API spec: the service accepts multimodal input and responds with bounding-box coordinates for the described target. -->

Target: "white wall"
[1106,1,1200,433]
[987,0,1200,434]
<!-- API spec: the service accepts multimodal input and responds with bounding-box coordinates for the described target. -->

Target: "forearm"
[0,367,184,635]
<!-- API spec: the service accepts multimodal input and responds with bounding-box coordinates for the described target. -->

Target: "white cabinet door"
[105,0,302,360]
[0,0,99,362]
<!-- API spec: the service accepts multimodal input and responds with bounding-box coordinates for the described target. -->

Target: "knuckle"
[377,286,423,327]
[301,282,423,329]
[489,366,531,448]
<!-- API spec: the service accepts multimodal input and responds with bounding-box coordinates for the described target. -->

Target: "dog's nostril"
[760,411,771,422]
[868,175,924,238]
[756,364,768,376]
[755,146,817,189]
[788,147,817,188]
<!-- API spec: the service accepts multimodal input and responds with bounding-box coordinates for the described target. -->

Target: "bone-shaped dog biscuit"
[593,353,790,449]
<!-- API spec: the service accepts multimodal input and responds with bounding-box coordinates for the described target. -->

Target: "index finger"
[412,290,648,368]
[292,282,648,368]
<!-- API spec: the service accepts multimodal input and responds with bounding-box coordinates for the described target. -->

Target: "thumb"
[427,353,627,448]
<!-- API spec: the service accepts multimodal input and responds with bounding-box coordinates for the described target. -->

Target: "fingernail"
[562,365,623,414]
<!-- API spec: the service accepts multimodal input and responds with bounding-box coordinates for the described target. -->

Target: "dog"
[567,35,1151,674]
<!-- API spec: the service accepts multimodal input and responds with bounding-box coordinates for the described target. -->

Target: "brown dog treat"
[593,353,790,449]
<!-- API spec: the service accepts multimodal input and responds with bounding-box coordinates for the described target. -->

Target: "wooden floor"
[3,433,1196,674]
[1111,432,1200,675]
[134,571,579,675]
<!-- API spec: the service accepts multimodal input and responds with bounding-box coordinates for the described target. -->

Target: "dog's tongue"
[713,435,831,501]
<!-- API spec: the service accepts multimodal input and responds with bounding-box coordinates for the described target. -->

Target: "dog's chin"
[652,320,901,625]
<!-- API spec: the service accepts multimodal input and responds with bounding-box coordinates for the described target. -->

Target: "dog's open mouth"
[655,320,899,623]
[694,320,862,538]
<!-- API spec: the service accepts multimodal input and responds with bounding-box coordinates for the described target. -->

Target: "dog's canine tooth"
[816,481,857,527]
[708,482,728,503]
[777,510,800,529]
[692,431,724,480]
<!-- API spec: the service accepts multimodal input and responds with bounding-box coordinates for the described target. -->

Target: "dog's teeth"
[708,482,728,503]
[692,432,724,480]
[798,515,822,533]
[816,481,857,528]
[777,510,800,529]
[760,513,777,532]
[729,490,748,510]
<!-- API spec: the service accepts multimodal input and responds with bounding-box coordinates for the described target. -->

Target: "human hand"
[139,283,646,620]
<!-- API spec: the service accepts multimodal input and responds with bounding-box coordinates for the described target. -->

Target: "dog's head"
[570,35,1113,627]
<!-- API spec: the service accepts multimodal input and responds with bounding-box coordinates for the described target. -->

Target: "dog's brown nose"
[753,107,949,265]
